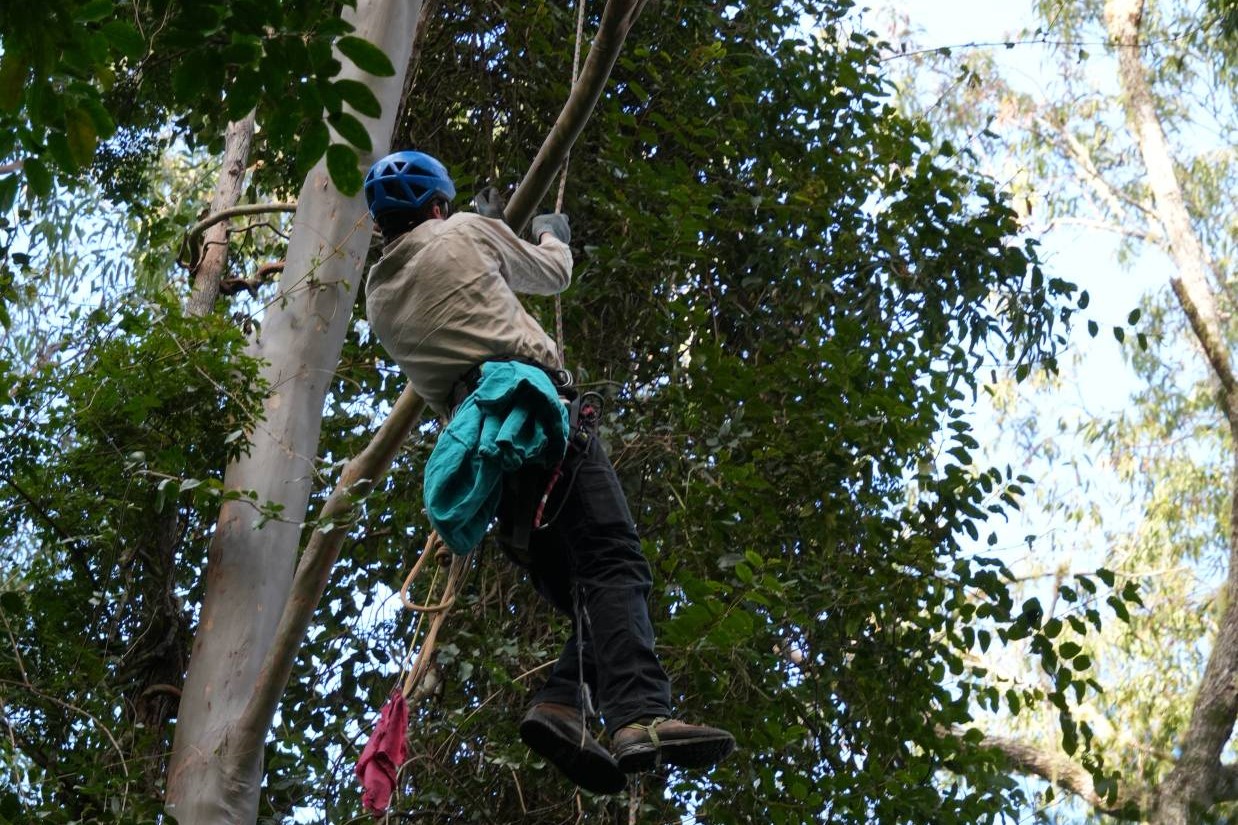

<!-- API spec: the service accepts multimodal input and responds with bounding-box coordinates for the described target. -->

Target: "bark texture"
[164,2,422,821]
[186,112,257,319]
[1107,0,1238,820]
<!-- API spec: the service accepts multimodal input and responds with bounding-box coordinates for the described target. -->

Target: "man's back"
[365,212,571,415]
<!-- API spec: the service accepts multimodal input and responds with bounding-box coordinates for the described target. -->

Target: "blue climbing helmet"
[364,151,456,219]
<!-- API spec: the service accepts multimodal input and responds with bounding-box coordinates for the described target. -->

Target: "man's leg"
[536,434,673,730]
[509,475,624,795]
[544,434,735,772]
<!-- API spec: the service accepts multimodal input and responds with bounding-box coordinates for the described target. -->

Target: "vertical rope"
[553,0,588,364]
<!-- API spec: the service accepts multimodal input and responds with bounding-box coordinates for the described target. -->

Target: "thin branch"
[0,677,130,777]
[180,202,298,270]
[1036,116,1159,229]
[504,0,651,232]
[879,34,1193,62]
[1038,215,1162,244]
[219,261,285,298]
[0,160,23,176]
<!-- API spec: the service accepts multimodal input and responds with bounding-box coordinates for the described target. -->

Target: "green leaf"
[24,157,52,197]
[65,108,99,167]
[1087,319,1098,337]
[74,0,114,23]
[102,20,145,60]
[173,61,208,102]
[1113,326,1125,343]
[0,52,26,114]
[328,111,372,152]
[1058,641,1082,659]
[334,78,382,117]
[228,69,264,120]
[1127,307,1141,325]
[296,120,330,176]
[326,143,363,195]
[1096,567,1116,587]
[47,131,77,172]
[0,174,16,215]
[336,35,396,77]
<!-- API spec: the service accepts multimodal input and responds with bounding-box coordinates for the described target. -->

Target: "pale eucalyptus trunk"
[164,1,421,820]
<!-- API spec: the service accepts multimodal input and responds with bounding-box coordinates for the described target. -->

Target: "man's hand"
[473,186,506,219]
[531,213,570,245]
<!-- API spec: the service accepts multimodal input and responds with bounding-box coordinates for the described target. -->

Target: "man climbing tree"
[362,149,736,795]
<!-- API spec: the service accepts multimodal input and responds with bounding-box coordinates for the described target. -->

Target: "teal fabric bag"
[423,361,569,553]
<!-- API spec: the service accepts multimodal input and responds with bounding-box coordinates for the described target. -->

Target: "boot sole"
[519,717,627,795]
[614,734,736,773]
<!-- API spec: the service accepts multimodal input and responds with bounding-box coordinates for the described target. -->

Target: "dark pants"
[504,433,672,734]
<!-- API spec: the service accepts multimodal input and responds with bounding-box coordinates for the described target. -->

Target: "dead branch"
[219,261,285,298]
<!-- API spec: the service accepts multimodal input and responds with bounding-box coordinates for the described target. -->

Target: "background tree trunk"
[187,112,257,319]
[164,1,422,820]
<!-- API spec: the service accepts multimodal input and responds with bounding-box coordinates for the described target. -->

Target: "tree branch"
[503,0,650,232]
[1038,216,1162,244]
[953,728,1146,820]
[235,386,426,754]
[1105,0,1234,418]
[1106,1,1238,819]
[180,202,298,272]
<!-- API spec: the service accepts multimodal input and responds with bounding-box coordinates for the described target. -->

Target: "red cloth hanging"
[356,691,409,815]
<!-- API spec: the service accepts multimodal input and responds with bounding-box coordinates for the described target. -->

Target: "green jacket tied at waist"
[424,361,569,554]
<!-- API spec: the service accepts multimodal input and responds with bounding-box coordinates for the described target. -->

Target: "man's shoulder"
[446,212,510,233]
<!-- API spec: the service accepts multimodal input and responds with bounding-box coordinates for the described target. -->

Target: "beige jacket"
[365,212,572,416]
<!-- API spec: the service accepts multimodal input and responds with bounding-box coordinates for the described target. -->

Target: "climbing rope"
[552,0,588,364]
[397,531,474,700]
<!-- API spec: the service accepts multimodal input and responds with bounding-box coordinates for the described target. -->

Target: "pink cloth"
[356,691,409,815]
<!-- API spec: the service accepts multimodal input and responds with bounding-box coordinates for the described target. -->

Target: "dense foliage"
[0,1,1134,823]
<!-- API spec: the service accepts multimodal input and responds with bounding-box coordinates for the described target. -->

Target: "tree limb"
[952,728,1146,820]
[1105,0,1234,419]
[504,0,650,232]
[186,113,258,317]
[180,201,297,273]
[235,386,426,753]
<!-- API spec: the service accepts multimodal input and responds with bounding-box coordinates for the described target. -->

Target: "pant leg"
[520,514,600,708]
[530,434,672,734]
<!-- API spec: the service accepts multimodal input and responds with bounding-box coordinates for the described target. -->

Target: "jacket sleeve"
[490,221,573,296]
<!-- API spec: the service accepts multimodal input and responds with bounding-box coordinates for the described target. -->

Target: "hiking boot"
[611,717,736,773]
[519,702,626,795]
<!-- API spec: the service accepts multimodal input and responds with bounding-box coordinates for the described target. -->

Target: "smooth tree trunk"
[164,1,422,821]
